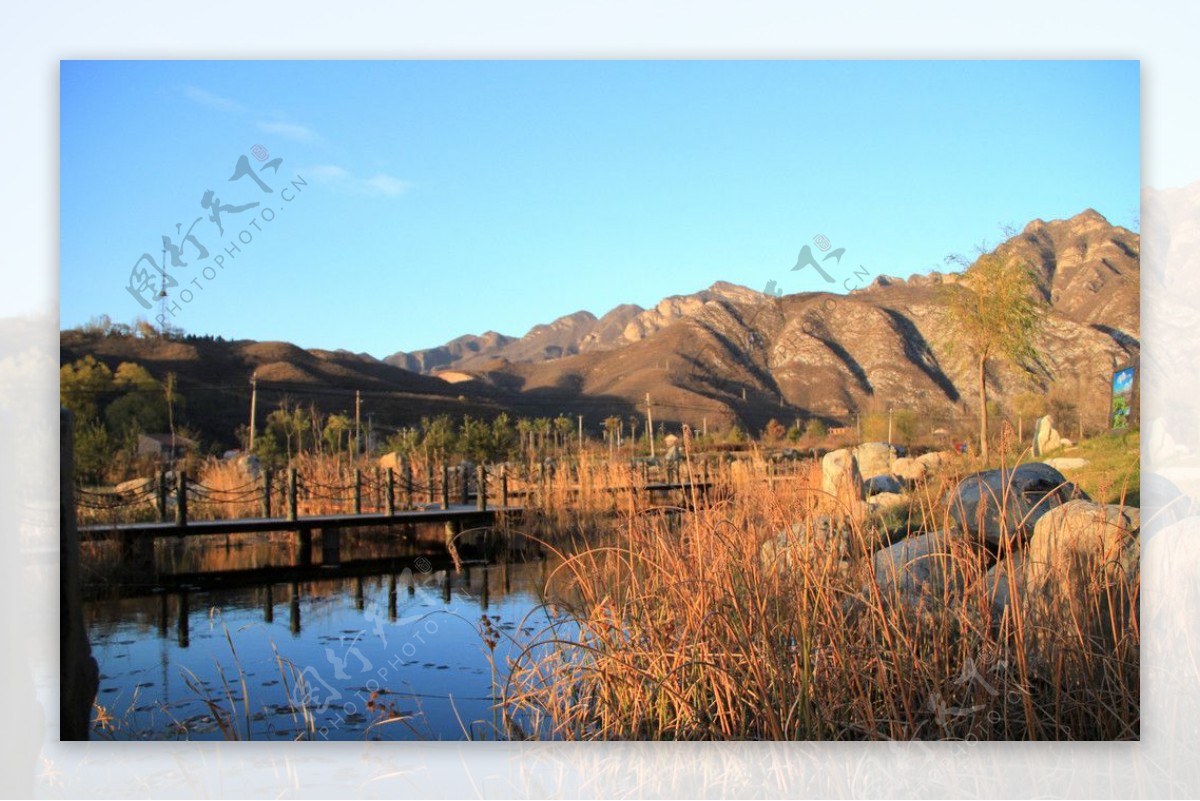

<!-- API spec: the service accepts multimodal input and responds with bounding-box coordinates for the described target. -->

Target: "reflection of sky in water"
[1113,368,1134,394]
[85,556,569,741]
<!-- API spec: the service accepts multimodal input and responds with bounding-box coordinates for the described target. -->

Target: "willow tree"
[945,253,1042,462]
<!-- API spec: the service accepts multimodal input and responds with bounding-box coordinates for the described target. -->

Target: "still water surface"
[84,529,570,740]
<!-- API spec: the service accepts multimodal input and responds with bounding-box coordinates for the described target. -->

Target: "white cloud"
[306,164,411,198]
[310,164,351,180]
[182,85,246,113]
[257,120,321,143]
[365,173,411,197]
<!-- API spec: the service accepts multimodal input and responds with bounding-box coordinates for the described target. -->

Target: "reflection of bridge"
[101,550,548,648]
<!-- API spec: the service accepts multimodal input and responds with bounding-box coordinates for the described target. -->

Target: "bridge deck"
[79,504,521,541]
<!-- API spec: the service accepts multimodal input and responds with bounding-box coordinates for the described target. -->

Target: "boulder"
[915,450,954,473]
[866,491,908,511]
[864,474,903,496]
[890,457,927,483]
[1042,457,1089,471]
[821,448,862,508]
[854,442,898,480]
[237,452,262,480]
[947,462,1087,550]
[760,517,850,576]
[984,551,1028,622]
[1026,500,1139,600]
[873,530,970,611]
[378,451,404,471]
[1033,415,1063,456]
[1023,500,1140,657]
[114,477,153,496]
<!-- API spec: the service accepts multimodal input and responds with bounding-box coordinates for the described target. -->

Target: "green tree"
[553,415,574,453]
[421,414,456,459]
[104,362,170,437]
[458,415,492,462]
[944,253,1042,461]
[490,413,517,460]
[73,418,114,484]
[60,355,114,422]
[323,413,353,456]
[385,426,421,458]
[804,418,828,440]
[892,409,918,445]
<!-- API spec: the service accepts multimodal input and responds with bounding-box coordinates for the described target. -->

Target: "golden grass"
[496,445,1140,741]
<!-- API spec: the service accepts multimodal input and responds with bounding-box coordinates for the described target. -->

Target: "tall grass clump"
[497,443,1139,741]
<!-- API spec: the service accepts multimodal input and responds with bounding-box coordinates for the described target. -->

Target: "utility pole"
[742,386,747,402]
[249,373,258,451]
[578,414,583,453]
[645,393,655,458]
[355,390,362,456]
[888,406,894,445]
[702,417,707,439]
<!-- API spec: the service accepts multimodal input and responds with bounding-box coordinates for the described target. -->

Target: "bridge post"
[501,465,509,508]
[175,470,188,527]
[157,468,168,522]
[287,467,298,521]
[477,464,487,511]
[298,527,312,567]
[402,462,412,509]
[289,582,301,635]
[353,468,362,515]
[427,462,435,504]
[441,463,450,510]
[262,467,272,518]
[459,465,469,506]
[178,589,190,648]
[388,573,398,621]
[386,467,395,516]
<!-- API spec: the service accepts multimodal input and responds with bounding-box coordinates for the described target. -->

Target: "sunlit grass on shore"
[496,441,1140,741]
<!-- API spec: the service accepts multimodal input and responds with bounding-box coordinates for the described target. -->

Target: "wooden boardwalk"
[77,480,722,542]
[78,504,520,542]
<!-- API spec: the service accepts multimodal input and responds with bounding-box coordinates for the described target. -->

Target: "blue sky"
[60,60,1140,358]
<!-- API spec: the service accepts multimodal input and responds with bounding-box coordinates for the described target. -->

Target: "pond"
[83,528,572,740]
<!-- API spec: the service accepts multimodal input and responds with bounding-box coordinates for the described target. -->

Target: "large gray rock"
[1026,500,1139,600]
[114,477,153,496]
[1042,457,1088,471]
[854,442,898,480]
[1033,415,1063,457]
[915,450,954,472]
[947,462,1087,549]
[760,517,850,576]
[237,452,262,480]
[378,451,404,471]
[821,448,862,507]
[890,457,927,483]
[864,474,903,496]
[1023,500,1140,659]
[873,530,970,611]
[865,491,908,511]
[984,552,1028,623]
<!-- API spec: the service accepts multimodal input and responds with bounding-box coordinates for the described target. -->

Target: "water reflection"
[83,525,569,741]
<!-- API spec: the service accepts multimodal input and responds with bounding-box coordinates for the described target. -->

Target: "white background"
[4,1,1197,797]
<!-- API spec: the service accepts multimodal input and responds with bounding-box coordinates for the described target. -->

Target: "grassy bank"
[497,444,1140,741]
